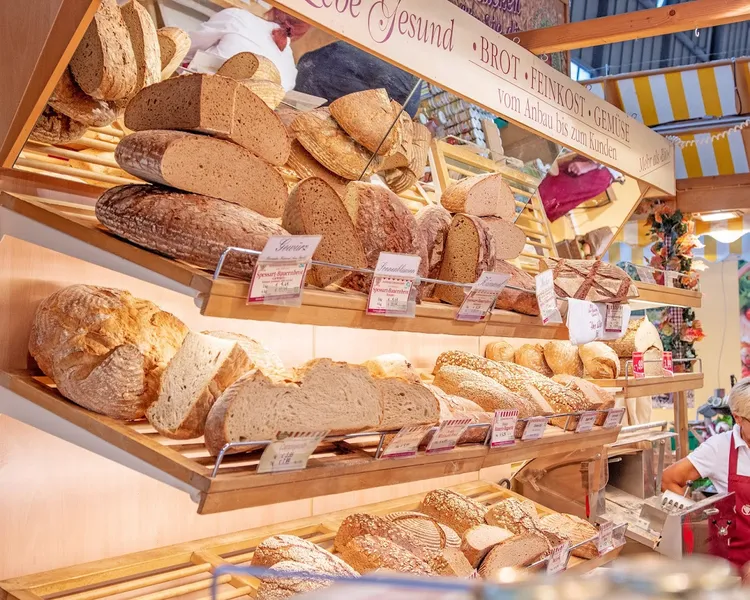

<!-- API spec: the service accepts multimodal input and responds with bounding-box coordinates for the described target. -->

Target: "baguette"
[461,524,514,568]
[252,534,357,577]
[157,27,190,79]
[329,89,402,156]
[339,534,435,575]
[440,173,515,220]
[420,489,487,535]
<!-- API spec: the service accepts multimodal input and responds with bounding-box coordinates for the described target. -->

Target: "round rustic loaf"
[484,340,516,363]
[514,344,553,377]
[385,511,461,552]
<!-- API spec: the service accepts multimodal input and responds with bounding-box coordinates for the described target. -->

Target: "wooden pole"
[674,391,690,460]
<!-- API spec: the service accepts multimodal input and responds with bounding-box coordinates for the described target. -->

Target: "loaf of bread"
[540,258,639,303]
[514,344,553,377]
[120,0,161,94]
[435,214,496,306]
[440,173,515,220]
[428,384,485,414]
[481,216,526,260]
[203,359,382,455]
[339,534,435,575]
[334,513,428,560]
[218,52,282,85]
[96,184,287,279]
[484,497,541,534]
[30,105,87,144]
[282,177,368,288]
[420,489,487,535]
[48,68,123,127]
[484,340,516,363]
[544,341,583,377]
[415,205,452,297]
[620,346,664,377]
[286,140,349,198]
[378,108,412,171]
[124,74,291,166]
[203,331,286,380]
[385,511,460,553]
[115,130,288,217]
[461,524,514,568]
[28,285,188,420]
[238,79,285,110]
[362,354,420,383]
[330,89,402,156]
[373,377,440,430]
[478,533,549,578]
[539,513,599,559]
[551,375,615,426]
[157,27,190,79]
[69,0,137,100]
[492,260,539,316]
[252,534,357,577]
[427,547,475,578]
[579,342,620,379]
[255,560,340,600]
[606,317,663,357]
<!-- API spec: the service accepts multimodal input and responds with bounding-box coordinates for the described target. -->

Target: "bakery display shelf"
[0,481,620,600]
[590,372,704,399]
[630,281,702,309]
[0,370,620,515]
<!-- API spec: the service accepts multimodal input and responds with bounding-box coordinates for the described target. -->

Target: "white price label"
[381,424,432,459]
[546,541,570,574]
[604,303,624,333]
[597,521,614,555]
[535,269,562,325]
[521,416,548,441]
[603,408,626,429]
[367,276,415,316]
[665,271,679,287]
[575,411,598,433]
[491,409,518,448]
[456,272,510,322]
[426,418,472,454]
[635,265,656,284]
[257,431,328,474]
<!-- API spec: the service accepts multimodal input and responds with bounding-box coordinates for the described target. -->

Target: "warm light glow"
[696,211,743,222]
[705,228,748,244]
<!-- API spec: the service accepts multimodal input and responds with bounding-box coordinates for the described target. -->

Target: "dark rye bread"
[124,73,291,166]
[69,0,137,100]
[329,89,402,156]
[95,184,287,278]
[120,0,161,93]
[492,259,539,316]
[434,214,495,306]
[48,68,124,127]
[415,204,452,297]
[115,130,287,218]
[30,106,87,145]
[481,216,526,260]
[282,177,367,288]
[440,173,515,220]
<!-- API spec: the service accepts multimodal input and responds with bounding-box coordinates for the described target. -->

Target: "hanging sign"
[632,351,646,379]
[662,351,674,377]
[367,252,421,318]
[456,271,511,322]
[381,424,433,459]
[491,408,518,448]
[257,430,328,473]
[535,269,562,325]
[426,418,473,453]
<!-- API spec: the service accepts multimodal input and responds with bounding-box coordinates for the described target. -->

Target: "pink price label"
[546,541,570,574]
[521,417,548,441]
[597,521,614,555]
[366,276,415,317]
[381,424,432,459]
[491,409,518,448]
[603,408,626,429]
[662,351,674,377]
[456,287,497,322]
[247,260,309,304]
[575,411,598,433]
[632,351,645,379]
[426,418,472,454]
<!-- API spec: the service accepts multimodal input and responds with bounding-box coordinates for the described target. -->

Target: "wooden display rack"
[0,480,622,600]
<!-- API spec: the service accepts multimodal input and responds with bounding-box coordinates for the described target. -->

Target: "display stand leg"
[674,391,689,460]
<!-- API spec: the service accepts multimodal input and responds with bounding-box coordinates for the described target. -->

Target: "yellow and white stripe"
[673,128,749,178]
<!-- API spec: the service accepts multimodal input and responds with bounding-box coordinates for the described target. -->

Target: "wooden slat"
[593,373,704,399]
[633,282,703,309]
[15,157,135,186]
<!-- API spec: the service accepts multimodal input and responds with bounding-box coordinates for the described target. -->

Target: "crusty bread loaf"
[69,0,137,100]
[329,89,402,156]
[252,534,357,577]
[378,107,412,171]
[440,173,515,220]
[217,52,282,85]
[514,344,553,377]
[373,378,440,430]
[120,0,161,94]
[428,384,484,414]
[492,260,539,316]
[539,514,599,559]
[30,105,87,144]
[606,317,663,357]
[334,513,429,560]
[540,257,639,303]
[362,354,420,383]
[420,489,487,535]
[115,130,287,217]
[544,341,583,377]
[28,285,188,420]
[203,359,383,455]
[255,560,341,600]
[239,79,285,110]
[203,331,286,380]
[156,27,190,79]
[619,346,663,377]
[477,533,549,578]
[48,68,123,127]
[339,534,435,575]
[434,214,496,306]
[282,177,367,288]
[146,332,251,439]
[484,497,540,534]
[580,342,620,379]
[461,524,514,568]
[286,140,348,197]
[481,216,526,260]
[484,341,515,363]
[552,375,615,425]
[415,204,452,297]
[427,547,475,578]
[124,74,290,166]
[96,184,287,279]
[385,511,460,552]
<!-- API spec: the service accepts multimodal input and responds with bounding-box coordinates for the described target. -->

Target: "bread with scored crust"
[329,89,402,156]
[334,513,430,560]
[252,534,357,577]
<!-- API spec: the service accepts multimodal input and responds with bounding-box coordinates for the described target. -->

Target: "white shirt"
[187,8,297,91]
[687,425,750,493]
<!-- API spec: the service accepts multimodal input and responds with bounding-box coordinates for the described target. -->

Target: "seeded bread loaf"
[484,340,516,363]
[156,27,190,79]
[362,354,420,383]
[252,534,357,577]
[461,524,514,567]
[544,341,584,377]
[373,377,440,430]
[539,258,639,303]
[29,105,88,144]
[515,344,553,377]
[120,0,161,94]
[28,285,188,420]
[124,73,290,166]
[481,216,526,259]
[427,547,475,578]
[579,342,620,379]
[434,214,496,306]
[415,204,452,297]
[255,560,340,600]
[339,534,435,575]
[440,173,515,220]
[477,533,549,578]
[69,0,137,100]
[484,497,540,534]
[605,317,663,357]
[334,513,429,560]
[384,511,461,552]
[428,384,484,414]
[552,375,616,425]
[329,89,402,156]
[115,130,287,217]
[420,489,487,535]
[286,141,349,197]
[203,331,286,380]
[96,184,287,278]
[217,52,282,85]
[48,68,123,127]
[539,514,599,559]
[492,259,539,316]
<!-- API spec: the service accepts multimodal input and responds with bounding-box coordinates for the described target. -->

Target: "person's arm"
[662,458,701,495]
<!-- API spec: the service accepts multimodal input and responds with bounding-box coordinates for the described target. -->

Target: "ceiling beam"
[512,0,750,55]
[676,173,750,214]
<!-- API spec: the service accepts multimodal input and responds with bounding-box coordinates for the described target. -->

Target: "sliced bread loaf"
[461,524,514,568]
[204,331,286,380]
[115,130,287,217]
[339,534,435,575]
[30,105,87,145]
[478,533,549,578]
[282,177,368,288]
[124,73,291,166]
[415,204,452,297]
[48,68,123,127]
[146,332,251,439]
[156,27,190,79]
[492,260,539,316]
[120,0,161,93]
[217,52,282,85]
[420,489,487,535]
[255,560,340,600]
[373,378,440,430]
[440,173,515,220]
[329,89,402,156]
[334,513,429,560]
[286,140,349,198]
[481,216,526,260]
[252,534,357,577]
[384,511,461,554]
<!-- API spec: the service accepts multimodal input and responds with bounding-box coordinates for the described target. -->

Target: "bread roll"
[514,344,552,377]
[544,341,583,377]
[580,342,620,379]
[420,489,487,535]
[484,340,515,363]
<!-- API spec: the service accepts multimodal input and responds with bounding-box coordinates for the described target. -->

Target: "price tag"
[597,521,614,555]
[665,271,679,288]
[521,416,548,441]
[247,235,321,306]
[662,351,674,377]
[603,408,626,429]
[456,272,511,322]
[604,303,624,333]
[575,411,598,433]
[367,253,421,318]
[426,418,472,454]
[535,269,562,325]
[491,409,518,448]
[632,351,645,379]
[256,430,328,474]
[546,541,570,574]
[635,265,656,284]
[567,298,603,345]
[381,424,432,459]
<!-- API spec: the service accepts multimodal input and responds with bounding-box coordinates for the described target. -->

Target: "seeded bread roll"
[544,341,584,377]
[484,497,541,534]
[384,511,461,553]
[252,535,357,577]
[48,68,123,127]
[340,534,435,575]
[579,342,620,379]
[255,560,343,600]
[478,533,550,578]
[415,204,452,297]
[157,27,190,79]
[120,0,161,94]
[420,489,487,535]
[217,52,282,85]
[440,173,515,220]
[30,105,87,144]
[461,524,514,568]
[481,216,526,259]
[484,340,516,363]
[539,514,599,559]
[334,513,429,560]
[514,344,553,377]
[492,260,539,316]
[329,89,402,156]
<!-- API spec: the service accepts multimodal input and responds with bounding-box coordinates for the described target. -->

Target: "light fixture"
[695,211,743,222]
[704,228,748,244]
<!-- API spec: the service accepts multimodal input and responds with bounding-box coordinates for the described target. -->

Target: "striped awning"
[674,128,750,178]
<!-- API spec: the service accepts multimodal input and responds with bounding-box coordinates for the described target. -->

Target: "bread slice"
[255,560,339,600]
[30,105,87,144]
[362,354,420,383]
[420,489,487,535]
[329,89,402,156]
[282,177,367,288]
[286,140,349,198]
[440,173,515,219]
[373,378,440,430]
[252,534,357,577]
[124,74,291,166]
[461,524,514,567]
[217,52,282,85]
[239,79,285,110]
[485,497,540,534]
[427,547,475,577]
[120,0,161,93]
[48,68,124,127]
[146,332,251,439]
[481,216,526,259]
[434,214,496,306]
[157,27,190,79]
[339,535,435,575]
[203,359,382,455]
[69,0,137,100]
[415,204,452,297]
[334,513,429,560]
[477,533,549,578]
[115,130,288,217]
[539,514,599,559]
[544,341,583,377]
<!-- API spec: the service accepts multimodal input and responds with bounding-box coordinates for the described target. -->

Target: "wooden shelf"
[0,480,620,600]
[0,370,621,515]
[592,372,704,398]
[631,281,702,309]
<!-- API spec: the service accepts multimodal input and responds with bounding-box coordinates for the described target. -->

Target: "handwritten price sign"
[257,431,328,474]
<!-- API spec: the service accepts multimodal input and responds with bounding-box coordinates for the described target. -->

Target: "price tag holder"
[603,408,626,429]
[665,271,679,288]
[632,351,646,379]
[522,416,548,441]
[491,409,518,448]
[456,272,511,322]
[381,424,432,459]
[597,521,614,555]
[546,541,570,574]
[575,411,598,433]
[257,430,328,474]
[567,298,603,345]
[662,351,674,377]
[535,270,562,325]
[367,253,421,318]
[247,235,322,307]
[604,303,624,333]
[635,265,656,284]
[426,418,472,454]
